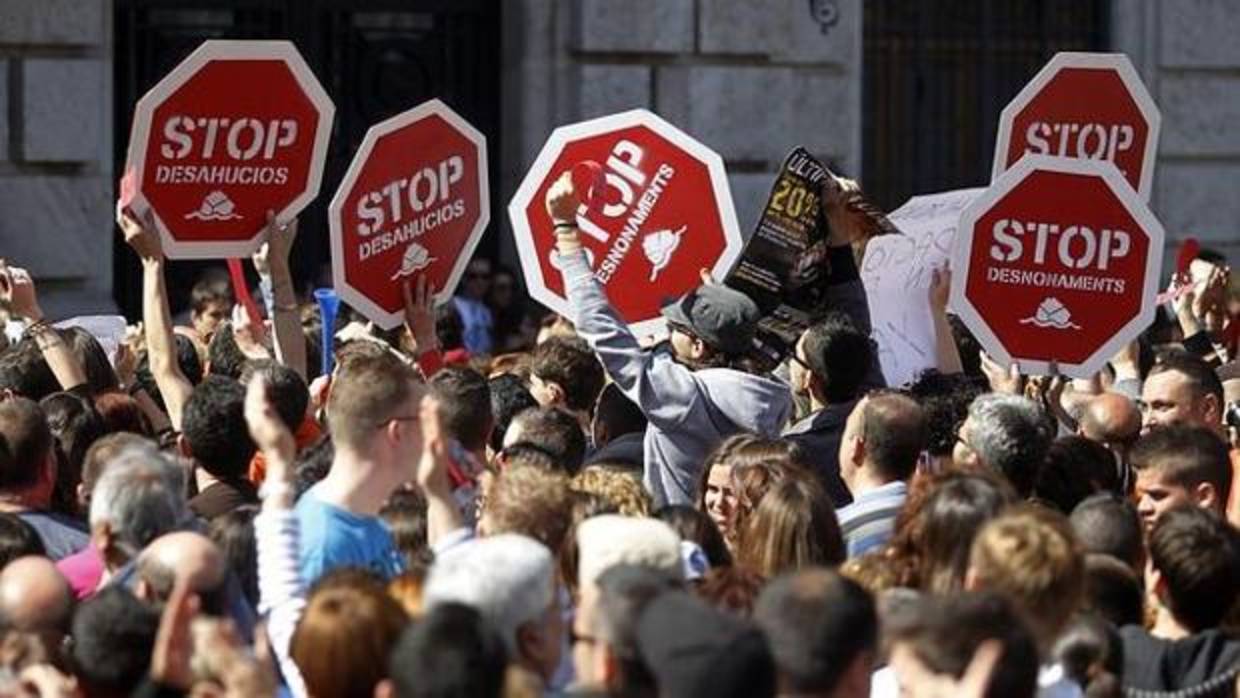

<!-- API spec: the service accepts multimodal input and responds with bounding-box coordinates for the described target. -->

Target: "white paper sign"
[861,188,984,386]
[55,315,128,367]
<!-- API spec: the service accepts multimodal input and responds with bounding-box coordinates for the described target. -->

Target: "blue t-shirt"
[295,484,405,585]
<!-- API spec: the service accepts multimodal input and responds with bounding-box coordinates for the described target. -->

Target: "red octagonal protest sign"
[508,109,743,336]
[951,155,1164,379]
[124,40,334,258]
[328,99,489,329]
[993,52,1160,201]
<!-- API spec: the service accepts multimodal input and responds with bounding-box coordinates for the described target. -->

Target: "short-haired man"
[1130,425,1230,531]
[382,603,507,698]
[1078,393,1142,450]
[296,351,424,584]
[587,382,648,469]
[754,569,877,698]
[1069,493,1144,572]
[0,556,74,663]
[953,394,1053,499]
[883,593,1040,698]
[189,273,234,343]
[181,375,258,520]
[423,533,563,692]
[786,313,884,506]
[836,393,925,557]
[1120,506,1240,696]
[529,336,605,433]
[0,397,88,560]
[429,365,492,468]
[1140,352,1224,434]
[1077,392,1141,489]
[502,406,588,475]
[571,564,680,696]
[75,446,187,598]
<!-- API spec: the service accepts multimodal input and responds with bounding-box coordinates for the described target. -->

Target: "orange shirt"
[248,416,323,485]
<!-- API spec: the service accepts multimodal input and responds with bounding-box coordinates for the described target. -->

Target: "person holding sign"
[543,173,793,508]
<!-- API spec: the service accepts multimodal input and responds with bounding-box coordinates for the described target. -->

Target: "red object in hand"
[1176,237,1199,277]
[227,258,264,328]
[570,160,605,208]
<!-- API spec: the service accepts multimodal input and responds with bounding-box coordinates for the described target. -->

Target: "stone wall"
[1113,0,1239,266]
[0,0,114,317]
[500,0,862,261]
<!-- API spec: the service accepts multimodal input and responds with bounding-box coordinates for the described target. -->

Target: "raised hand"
[929,266,952,314]
[980,350,1023,395]
[252,209,298,276]
[0,262,43,321]
[244,374,295,469]
[403,275,438,355]
[118,208,164,263]
[415,394,451,496]
[150,579,200,690]
[545,172,582,225]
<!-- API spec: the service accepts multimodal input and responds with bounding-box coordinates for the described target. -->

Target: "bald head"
[1079,393,1141,446]
[136,531,225,607]
[0,556,72,634]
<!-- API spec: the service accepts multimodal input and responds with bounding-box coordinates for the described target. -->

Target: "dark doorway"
[112,0,502,317]
[862,1,1109,211]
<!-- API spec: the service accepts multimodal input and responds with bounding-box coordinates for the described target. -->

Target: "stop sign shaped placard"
[329,99,489,329]
[993,52,1160,201]
[125,40,334,258]
[951,155,1164,379]
[508,109,743,336]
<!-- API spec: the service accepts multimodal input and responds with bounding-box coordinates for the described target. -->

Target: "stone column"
[0,0,114,317]
[1112,0,1240,266]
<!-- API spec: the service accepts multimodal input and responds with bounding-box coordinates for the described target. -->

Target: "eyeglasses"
[788,352,811,372]
[569,627,600,647]
[955,433,974,453]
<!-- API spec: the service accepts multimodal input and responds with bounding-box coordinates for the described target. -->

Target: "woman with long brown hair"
[735,473,845,577]
[695,436,810,551]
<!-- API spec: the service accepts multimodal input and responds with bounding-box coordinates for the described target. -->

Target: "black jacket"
[1120,626,1240,698]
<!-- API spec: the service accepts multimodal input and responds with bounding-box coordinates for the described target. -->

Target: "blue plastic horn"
[313,288,340,377]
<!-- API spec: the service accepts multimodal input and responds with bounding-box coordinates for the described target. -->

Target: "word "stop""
[1024,122,1135,170]
[990,218,1131,272]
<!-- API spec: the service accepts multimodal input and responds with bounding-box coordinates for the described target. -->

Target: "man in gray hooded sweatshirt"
[544,173,794,507]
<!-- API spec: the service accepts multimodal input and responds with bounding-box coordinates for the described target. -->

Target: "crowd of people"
[0,170,1234,698]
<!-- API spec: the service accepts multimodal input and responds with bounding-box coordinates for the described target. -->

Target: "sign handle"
[227,258,265,330]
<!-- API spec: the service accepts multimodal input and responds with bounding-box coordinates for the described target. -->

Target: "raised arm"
[929,266,964,375]
[253,211,307,378]
[0,263,87,391]
[119,209,193,430]
[544,172,703,428]
[416,394,466,547]
[246,375,309,698]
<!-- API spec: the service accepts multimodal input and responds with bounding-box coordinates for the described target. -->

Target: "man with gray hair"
[953,393,1053,498]
[571,564,680,696]
[423,533,563,690]
[83,446,187,595]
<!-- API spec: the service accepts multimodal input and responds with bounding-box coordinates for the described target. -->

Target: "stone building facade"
[0,0,1234,313]
[0,1,113,317]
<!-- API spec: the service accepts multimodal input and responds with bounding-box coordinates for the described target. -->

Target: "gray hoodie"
[560,250,793,507]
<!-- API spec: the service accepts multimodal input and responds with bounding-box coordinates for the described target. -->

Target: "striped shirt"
[837,480,908,558]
